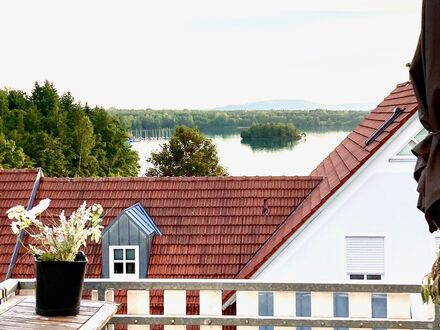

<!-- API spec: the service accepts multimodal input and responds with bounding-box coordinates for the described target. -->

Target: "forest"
[0,81,139,177]
[111,108,368,135]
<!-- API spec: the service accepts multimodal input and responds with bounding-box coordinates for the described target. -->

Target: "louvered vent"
[346,236,385,275]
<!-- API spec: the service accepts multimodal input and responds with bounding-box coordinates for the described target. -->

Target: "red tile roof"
[12,176,321,280]
[0,168,40,280]
[11,175,320,314]
[236,82,419,279]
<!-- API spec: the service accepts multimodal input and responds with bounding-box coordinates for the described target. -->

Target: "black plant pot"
[35,253,87,316]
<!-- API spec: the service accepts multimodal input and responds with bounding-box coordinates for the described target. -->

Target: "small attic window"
[391,128,429,161]
[109,245,139,279]
[365,107,404,146]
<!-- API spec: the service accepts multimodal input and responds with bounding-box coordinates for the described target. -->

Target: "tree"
[145,126,228,177]
[32,133,69,177]
[0,134,33,169]
[88,107,139,177]
[31,81,59,117]
[0,82,140,177]
[68,106,97,176]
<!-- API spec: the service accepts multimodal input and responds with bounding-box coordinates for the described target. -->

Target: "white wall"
[255,115,436,285]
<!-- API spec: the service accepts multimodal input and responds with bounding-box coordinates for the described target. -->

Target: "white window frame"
[346,236,385,281]
[390,128,429,162]
[109,245,139,280]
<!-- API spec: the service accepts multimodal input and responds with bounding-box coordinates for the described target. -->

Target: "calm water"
[131,131,349,176]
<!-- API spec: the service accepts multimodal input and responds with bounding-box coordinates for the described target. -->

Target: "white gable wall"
[255,115,436,285]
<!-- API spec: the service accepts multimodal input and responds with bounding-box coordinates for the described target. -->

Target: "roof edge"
[126,202,162,236]
[6,168,44,279]
[102,202,162,237]
[39,175,322,183]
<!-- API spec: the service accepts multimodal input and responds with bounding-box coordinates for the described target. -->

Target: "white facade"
[254,114,436,285]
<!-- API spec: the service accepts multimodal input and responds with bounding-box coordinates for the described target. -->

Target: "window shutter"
[346,236,385,274]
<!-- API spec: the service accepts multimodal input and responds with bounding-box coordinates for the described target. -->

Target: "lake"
[130,131,349,176]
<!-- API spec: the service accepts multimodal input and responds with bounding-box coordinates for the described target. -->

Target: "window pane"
[126,249,136,260]
[113,249,123,260]
[415,128,429,142]
[126,262,136,274]
[366,274,382,280]
[259,292,273,330]
[397,140,417,156]
[372,293,387,318]
[349,274,364,280]
[114,263,124,274]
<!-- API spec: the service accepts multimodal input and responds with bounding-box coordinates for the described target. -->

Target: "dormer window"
[109,245,139,279]
[101,202,161,279]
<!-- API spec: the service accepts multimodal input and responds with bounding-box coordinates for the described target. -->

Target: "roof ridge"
[40,175,322,182]
[395,81,411,88]
[0,168,40,174]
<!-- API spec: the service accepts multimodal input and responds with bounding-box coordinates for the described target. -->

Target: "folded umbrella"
[410,0,440,232]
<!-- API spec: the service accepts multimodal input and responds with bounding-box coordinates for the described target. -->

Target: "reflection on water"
[200,127,241,137]
[130,130,349,176]
[241,138,301,151]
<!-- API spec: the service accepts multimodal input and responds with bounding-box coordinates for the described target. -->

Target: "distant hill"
[214,99,375,111]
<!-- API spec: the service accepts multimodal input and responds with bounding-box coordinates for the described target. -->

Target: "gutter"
[6,168,43,279]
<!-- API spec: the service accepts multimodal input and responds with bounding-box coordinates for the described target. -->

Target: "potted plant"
[7,199,104,316]
[421,247,440,305]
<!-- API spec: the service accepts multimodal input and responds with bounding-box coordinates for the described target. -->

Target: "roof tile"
[12,176,321,280]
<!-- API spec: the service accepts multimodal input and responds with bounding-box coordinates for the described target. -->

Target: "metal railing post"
[433,304,440,329]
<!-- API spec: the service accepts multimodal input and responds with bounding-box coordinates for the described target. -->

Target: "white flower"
[59,210,66,224]
[91,203,103,215]
[29,245,44,256]
[27,198,51,218]
[11,221,20,235]
[6,205,25,220]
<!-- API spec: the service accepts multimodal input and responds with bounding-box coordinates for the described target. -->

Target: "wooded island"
[240,123,303,141]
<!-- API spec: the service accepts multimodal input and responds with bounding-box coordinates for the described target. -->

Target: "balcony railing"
[1,278,439,329]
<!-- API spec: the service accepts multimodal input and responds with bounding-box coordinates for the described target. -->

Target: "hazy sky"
[1,0,422,109]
